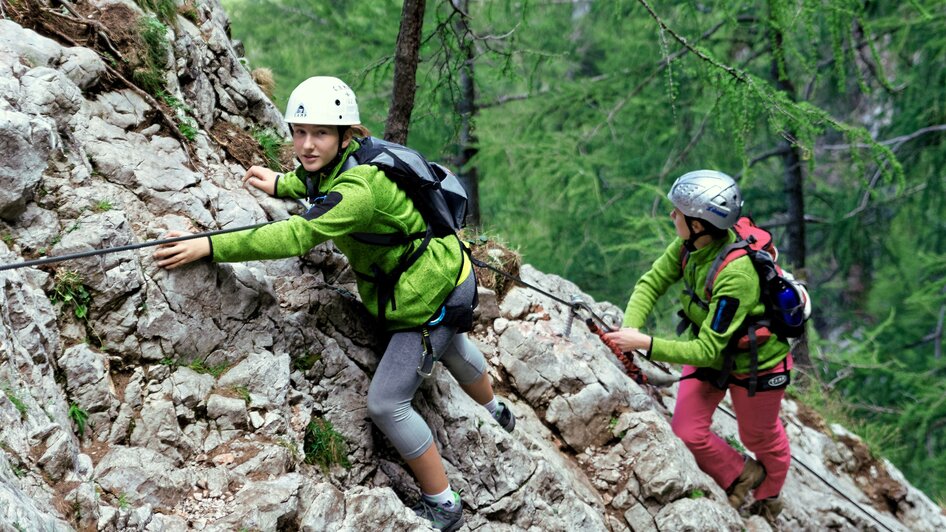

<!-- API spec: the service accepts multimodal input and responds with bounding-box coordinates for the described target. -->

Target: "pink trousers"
[671,358,792,500]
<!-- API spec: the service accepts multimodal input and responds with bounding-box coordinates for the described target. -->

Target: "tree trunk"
[452,0,480,227]
[384,0,426,144]
[769,7,811,370]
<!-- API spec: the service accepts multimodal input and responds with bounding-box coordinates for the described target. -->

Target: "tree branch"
[822,124,946,151]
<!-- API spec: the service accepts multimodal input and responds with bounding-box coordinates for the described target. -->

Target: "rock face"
[0,2,944,531]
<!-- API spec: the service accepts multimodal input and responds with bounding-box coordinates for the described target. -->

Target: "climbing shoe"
[412,491,464,532]
[746,495,783,525]
[493,401,516,433]
[726,455,766,509]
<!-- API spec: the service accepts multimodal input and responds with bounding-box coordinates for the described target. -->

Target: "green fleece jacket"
[623,232,789,373]
[210,140,466,331]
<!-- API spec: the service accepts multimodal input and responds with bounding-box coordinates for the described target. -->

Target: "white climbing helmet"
[284,76,360,125]
[667,169,743,230]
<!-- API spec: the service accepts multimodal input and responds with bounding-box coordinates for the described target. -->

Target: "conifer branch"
[635,0,904,182]
[822,124,946,150]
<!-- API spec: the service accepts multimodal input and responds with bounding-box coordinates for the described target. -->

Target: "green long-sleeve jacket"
[210,139,467,331]
[623,233,789,373]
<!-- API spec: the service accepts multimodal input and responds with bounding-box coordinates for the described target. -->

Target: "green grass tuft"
[253,128,288,170]
[2,385,28,420]
[68,403,89,438]
[135,0,177,24]
[304,417,351,471]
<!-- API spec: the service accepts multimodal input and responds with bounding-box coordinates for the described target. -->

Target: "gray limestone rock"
[0,11,942,532]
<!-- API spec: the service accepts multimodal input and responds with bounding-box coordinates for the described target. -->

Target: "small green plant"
[132,67,165,97]
[1,233,13,246]
[68,403,89,438]
[157,90,199,142]
[51,270,92,319]
[688,489,705,499]
[11,463,26,478]
[187,360,229,378]
[178,119,198,141]
[134,15,170,95]
[275,438,300,461]
[71,492,82,522]
[304,417,351,471]
[179,2,200,24]
[233,386,251,405]
[159,357,177,367]
[292,351,321,372]
[2,384,28,420]
[253,128,288,170]
[725,435,746,454]
[92,199,113,212]
[117,492,129,510]
[136,0,177,25]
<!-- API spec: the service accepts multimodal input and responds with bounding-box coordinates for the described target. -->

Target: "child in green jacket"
[604,170,790,524]
[154,76,514,532]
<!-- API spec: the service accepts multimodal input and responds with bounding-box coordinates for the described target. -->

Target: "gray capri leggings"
[366,274,487,460]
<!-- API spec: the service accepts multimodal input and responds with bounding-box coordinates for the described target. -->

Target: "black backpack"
[315,137,471,329]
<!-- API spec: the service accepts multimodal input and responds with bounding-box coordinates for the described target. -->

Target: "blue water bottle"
[776,280,803,327]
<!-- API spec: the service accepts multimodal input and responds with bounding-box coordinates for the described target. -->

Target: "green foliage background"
[222,0,946,503]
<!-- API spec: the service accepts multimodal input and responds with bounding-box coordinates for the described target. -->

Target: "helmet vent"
[335,99,341,106]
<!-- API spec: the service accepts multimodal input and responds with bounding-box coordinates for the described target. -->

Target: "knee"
[672,418,708,448]
[739,427,787,454]
[366,389,399,425]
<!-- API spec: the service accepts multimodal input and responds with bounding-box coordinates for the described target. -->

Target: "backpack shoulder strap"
[703,241,751,299]
[680,238,751,308]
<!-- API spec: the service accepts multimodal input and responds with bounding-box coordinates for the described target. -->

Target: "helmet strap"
[684,216,711,251]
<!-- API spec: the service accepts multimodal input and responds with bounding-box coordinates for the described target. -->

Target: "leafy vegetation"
[51,270,92,319]
[253,128,288,170]
[233,386,251,405]
[68,403,89,438]
[187,359,229,378]
[159,357,229,378]
[303,417,351,471]
[291,351,321,373]
[132,15,170,96]
[135,0,177,25]
[158,90,200,142]
[1,384,28,420]
[725,435,747,454]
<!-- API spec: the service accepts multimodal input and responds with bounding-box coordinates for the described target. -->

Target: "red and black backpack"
[679,217,811,395]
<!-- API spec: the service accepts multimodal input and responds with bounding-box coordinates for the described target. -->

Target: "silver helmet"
[667,170,743,230]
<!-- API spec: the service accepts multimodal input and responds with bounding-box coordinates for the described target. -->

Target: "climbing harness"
[0,221,276,272]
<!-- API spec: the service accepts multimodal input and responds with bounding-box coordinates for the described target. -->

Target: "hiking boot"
[726,455,766,509]
[747,495,783,525]
[412,491,464,532]
[492,401,516,433]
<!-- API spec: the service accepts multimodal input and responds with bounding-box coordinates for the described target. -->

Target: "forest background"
[220,0,946,504]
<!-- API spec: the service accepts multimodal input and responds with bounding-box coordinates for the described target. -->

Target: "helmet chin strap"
[684,216,711,251]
